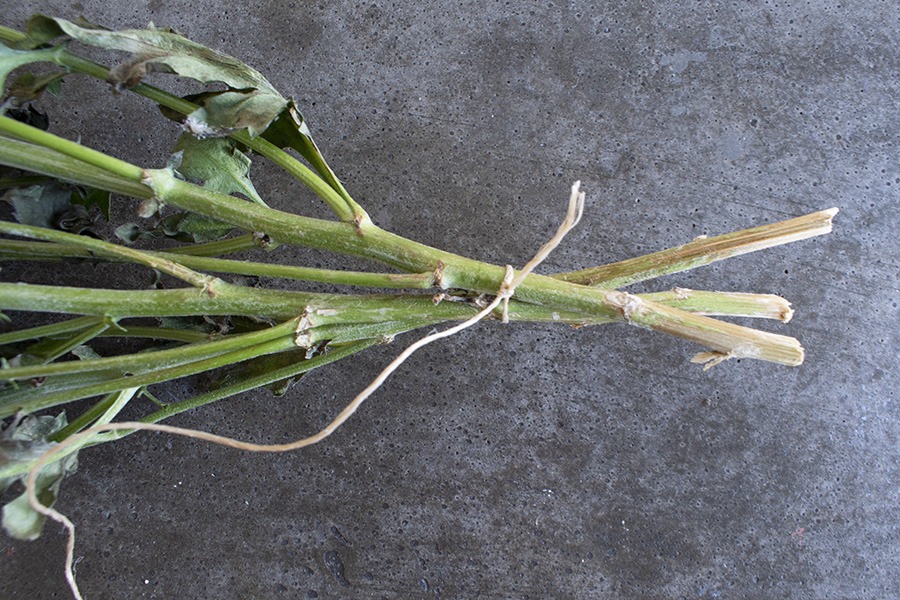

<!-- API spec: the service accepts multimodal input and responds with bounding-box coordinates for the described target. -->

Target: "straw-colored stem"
[554,208,838,288]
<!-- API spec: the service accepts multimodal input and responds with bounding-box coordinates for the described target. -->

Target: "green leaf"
[263,102,354,204]
[211,348,310,397]
[161,212,234,242]
[72,187,111,221]
[172,134,265,205]
[1,184,70,229]
[0,45,59,92]
[27,15,289,136]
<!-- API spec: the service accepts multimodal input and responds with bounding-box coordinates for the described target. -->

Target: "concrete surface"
[2,1,897,598]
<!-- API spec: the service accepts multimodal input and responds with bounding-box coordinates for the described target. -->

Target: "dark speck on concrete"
[323,550,350,587]
[330,524,352,547]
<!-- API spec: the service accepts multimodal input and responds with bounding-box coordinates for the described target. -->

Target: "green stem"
[0,220,221,289]
[97,326,213,343]
[0,239,71,260]
[231,132,363,223]
[284,129,367,221]
[164,253,436,288]
[1,334,299,416]
[0,239,796,322]
[50,391,120,441]
[0,137,151,198]
[5,315,437,416]
[0,318,300,381]
[0,339,374,478]
[0,237,259,261]
[0,283,377,320]
[115,80,360,220]
[0,25,26,43]
[137,339,377,425]
[640,289,795,322]
[0,369,128,419]
[0,175,48,189]
[0,316,105,345]
[158,233,262,256]
[32,319,111,364]
[0,115,144,181]
[0,85,821,366]
[0,239,436,289]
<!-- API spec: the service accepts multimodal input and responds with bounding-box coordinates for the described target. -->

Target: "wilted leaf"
[54,204,99,236]
[172,133,264,204]
[1,184,70,229]
[1,449,77,540]
[0,437,51,486]
[0,413,77,539]
[3,104,50,130]
[5,70,65,103]
[0,44,58,92]
[26,15,289,136]
[115,211,234,244]
[1,412,65,456]
[113,222,145,244]
[1,182,102,235]
[17,15,107,50]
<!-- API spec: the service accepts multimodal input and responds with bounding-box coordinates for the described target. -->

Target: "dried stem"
[554,208,838,288]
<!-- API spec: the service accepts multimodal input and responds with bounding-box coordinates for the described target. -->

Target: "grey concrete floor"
[1,1,898,598]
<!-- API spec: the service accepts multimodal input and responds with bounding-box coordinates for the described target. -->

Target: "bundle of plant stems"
[0,15,836,598]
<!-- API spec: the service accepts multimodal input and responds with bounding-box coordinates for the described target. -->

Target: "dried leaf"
[26,15,289,136]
